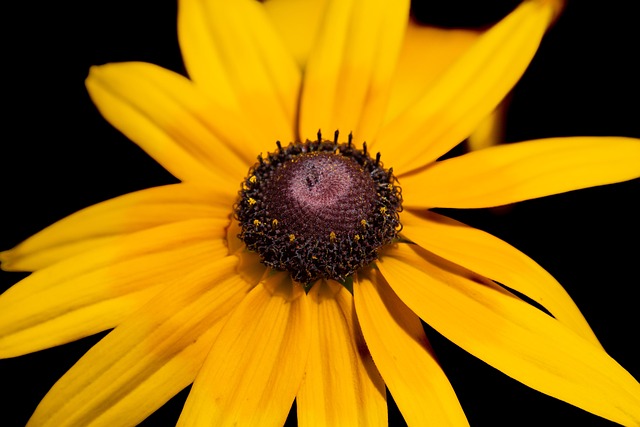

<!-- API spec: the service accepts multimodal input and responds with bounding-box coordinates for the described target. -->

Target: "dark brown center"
[235,132,402,287]
[262,151,377,239]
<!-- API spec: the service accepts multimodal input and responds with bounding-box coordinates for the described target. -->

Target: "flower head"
[2,0,639,426]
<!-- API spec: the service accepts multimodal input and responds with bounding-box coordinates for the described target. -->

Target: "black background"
[1,0,638,426]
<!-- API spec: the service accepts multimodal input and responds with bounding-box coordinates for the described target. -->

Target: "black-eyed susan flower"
[2,0,639,425]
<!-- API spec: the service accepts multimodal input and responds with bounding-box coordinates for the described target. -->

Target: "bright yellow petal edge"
[377,243,640,425]
[2,0,639,426]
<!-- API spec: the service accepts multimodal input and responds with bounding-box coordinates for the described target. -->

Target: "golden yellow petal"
[299,0,409,143]
[386,23,509,153]
[466,101,507,151]
[384,23,480,125]
[1,218,227,305]
[402,137,640,209]
[375,0,556,173]
[86,62,254,182]
[0,183,234,271]
[2,236,116,273]
[27,255,258,427]
[297,279,387,427]
[178,0,300,145]
[177,0,237,113]
[0,231,227,358]
[354,268,468,426]
[178,271,308,427]
[262,0,329,68]
[377,243,640,426]
[402,210,601,346]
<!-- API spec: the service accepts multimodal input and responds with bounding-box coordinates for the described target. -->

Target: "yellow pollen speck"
[272,219,278,226]
[253,219,261,226]
[330,231,336,242]
[249,175,257,184]
[248,198,257,205]
[354,234,360,241]
[289,234,296,242]
[242,182,249,190]
[360,219,367,227]
[380,207,387,214]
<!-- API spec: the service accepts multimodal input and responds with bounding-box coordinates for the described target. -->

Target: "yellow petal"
[402,137,640,209]
[466,100,507,151]
[386,24,509,153]
[374,0,556,173]
[0,232,227,358]
[299,0,409,143]
[0,219,227,311]
[401,210,601,346]
[384,23,480,125]
[28,255,258,427]
[178,0,300,144]
[377,243,640,426]
[354,269,468,426]
[263,0,329,68]
[178,271,308,427]
[2,235,116,273]
[1,183,234,271]
[297,279,387,427]
[86,62,252,183]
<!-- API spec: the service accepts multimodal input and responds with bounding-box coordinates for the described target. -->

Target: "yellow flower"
[1,0,639,426]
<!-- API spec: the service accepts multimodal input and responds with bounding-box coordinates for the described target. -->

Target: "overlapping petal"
[27,255,261,427]
[86,62,254,183]
[402,210,601,346]
[466,102,507,151]
[390,22,508,152]
[297,279,387,427]
[178,272,308,426]
[0,183,234,271]
[299,0,409,143]
[0,220,228,358]
[375,0,558,172]
[178,0,300,145]
[377,243,640,426]
[402,137,640,208]
[355,269,468,426]
[384,24,480,125]
[1,217,227,282]
[263,0,329,68]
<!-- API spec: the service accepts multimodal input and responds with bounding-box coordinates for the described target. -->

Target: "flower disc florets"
[235,131,402,286]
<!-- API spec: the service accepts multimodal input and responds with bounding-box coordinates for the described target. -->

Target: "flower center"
[234,131,402,286]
